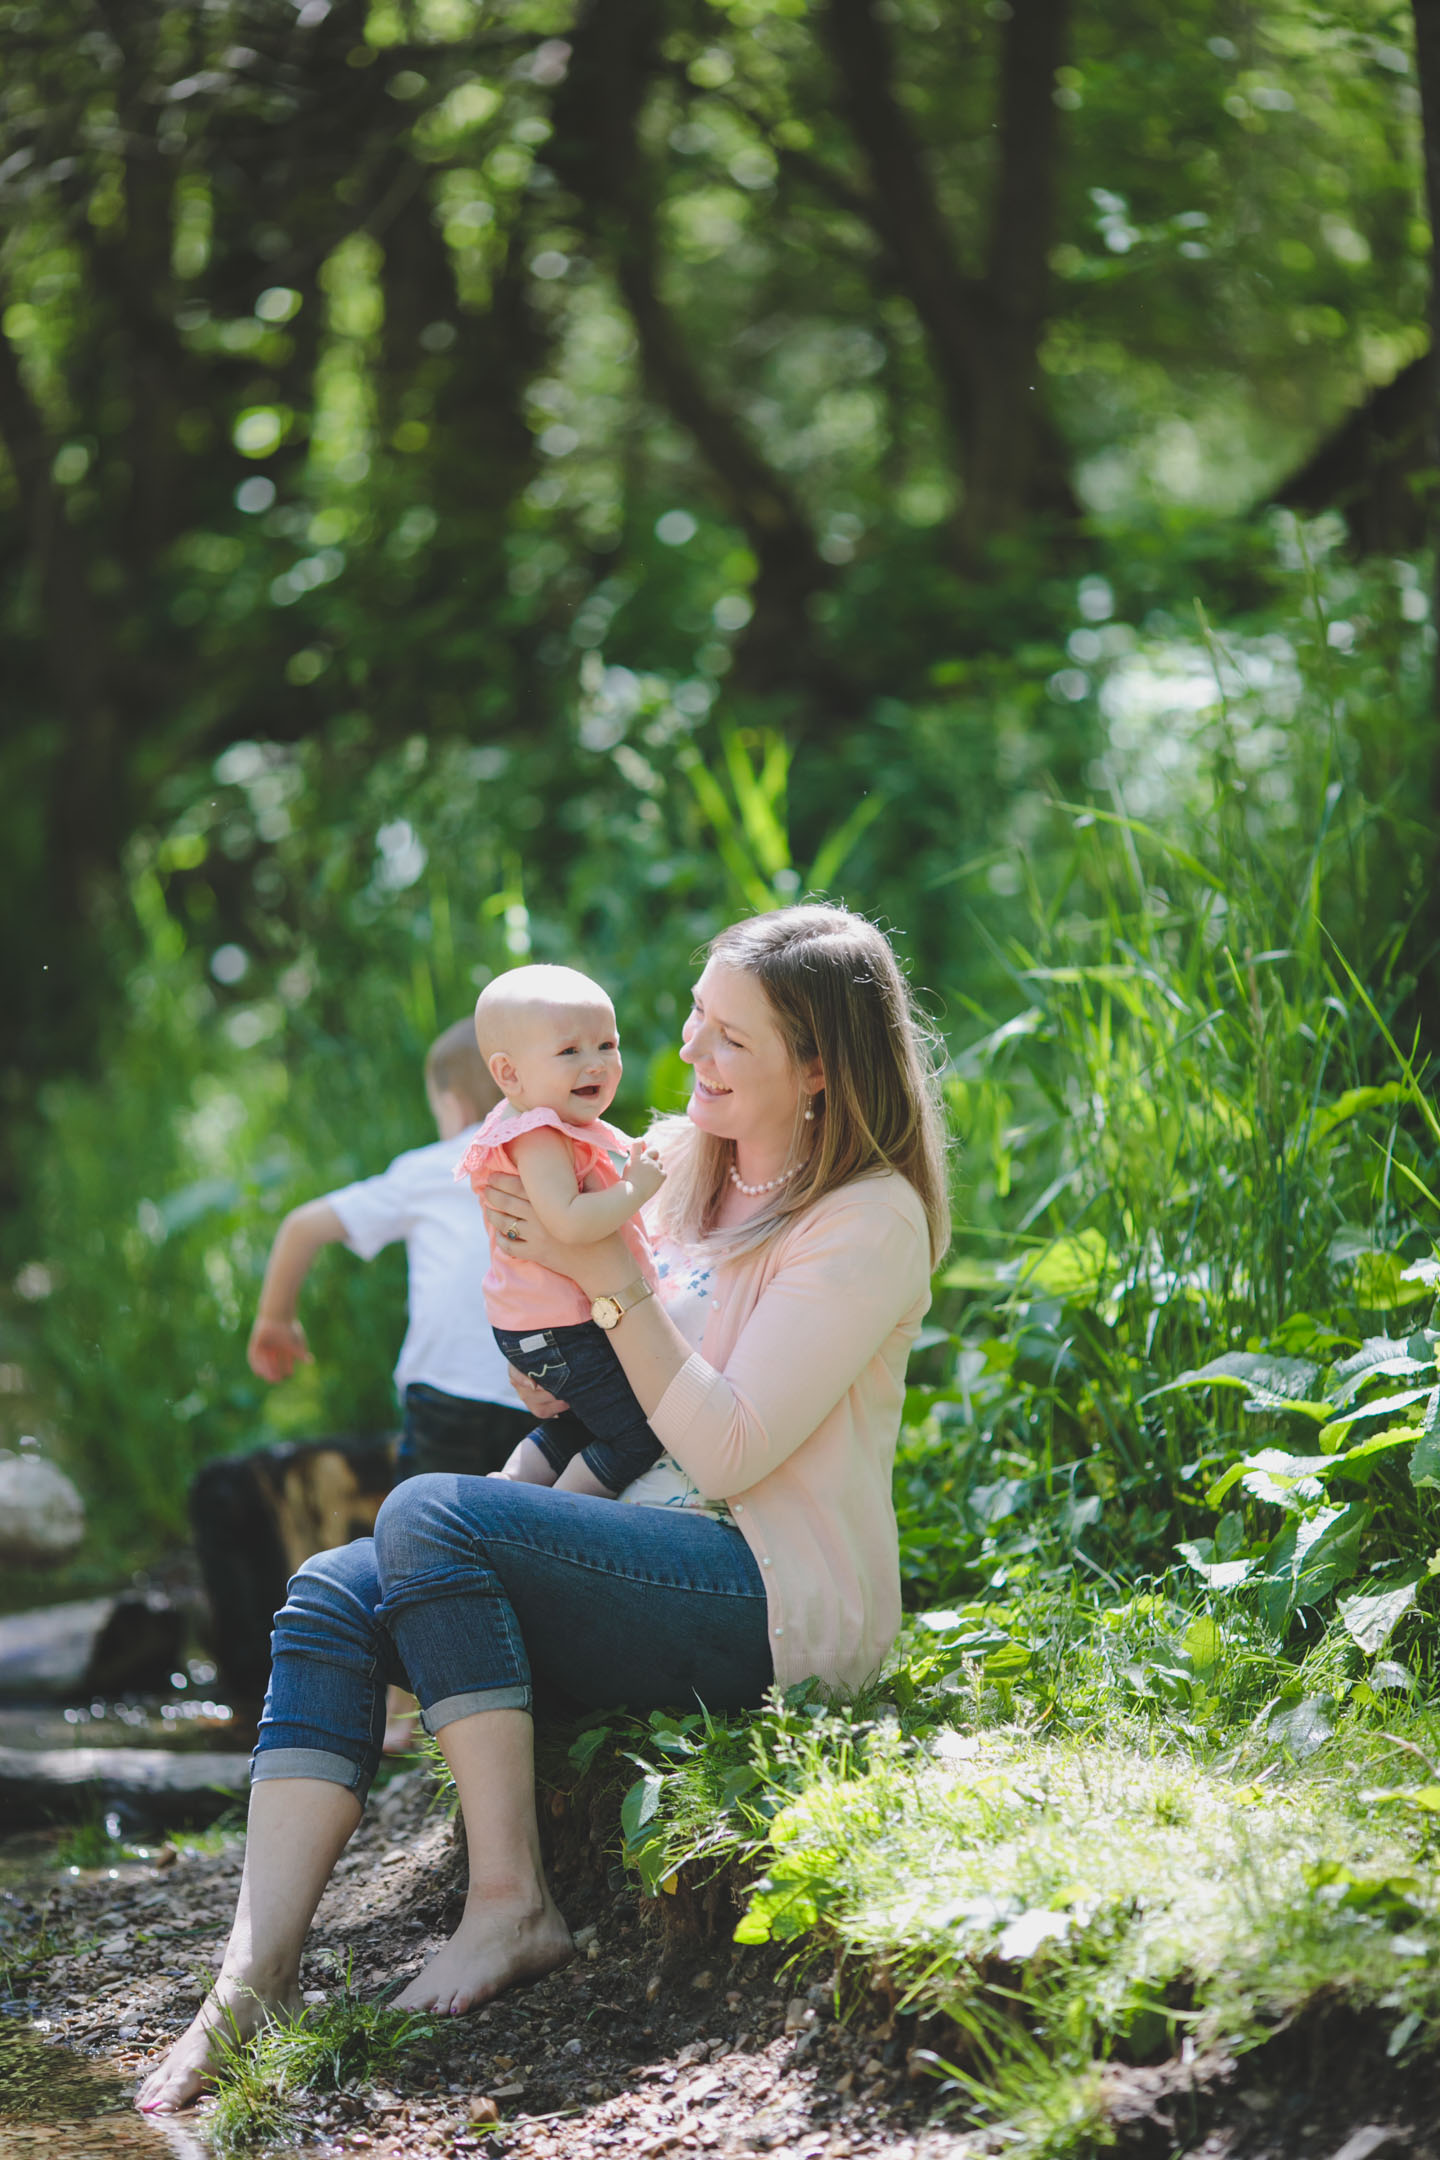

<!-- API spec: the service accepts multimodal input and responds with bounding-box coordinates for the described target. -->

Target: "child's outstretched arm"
[509,1127,663,1244]
[248,1199,346,1382]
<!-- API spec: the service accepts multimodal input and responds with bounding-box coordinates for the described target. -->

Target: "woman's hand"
[482,1172,633,1296]
[507,1365,571,1419]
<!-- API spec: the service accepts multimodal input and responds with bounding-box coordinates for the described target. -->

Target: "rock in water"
[0,1447,85,1565]
[0,1592,182,1701]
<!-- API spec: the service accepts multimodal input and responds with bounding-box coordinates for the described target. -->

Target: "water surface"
[0,2013,221,2157]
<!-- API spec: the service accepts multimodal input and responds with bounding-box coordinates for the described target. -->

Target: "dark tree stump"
[189,1436,396,1699]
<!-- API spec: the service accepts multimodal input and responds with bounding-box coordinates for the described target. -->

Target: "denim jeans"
[492,1322,663,1495]
[395,1383,534,1481]
[250,1474,773,1801]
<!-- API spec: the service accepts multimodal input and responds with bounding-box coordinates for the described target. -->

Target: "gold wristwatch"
[591,1278,654,1330]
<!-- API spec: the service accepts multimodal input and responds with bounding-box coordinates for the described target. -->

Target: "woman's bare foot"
[133,1972,301,2115]
[395,1886,573,2015]
[383,1684,422,1757]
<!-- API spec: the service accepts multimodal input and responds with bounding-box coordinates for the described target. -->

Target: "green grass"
[577,1591,1440,2155]
[206,1974,437,2153]
[53,1818,141,1872]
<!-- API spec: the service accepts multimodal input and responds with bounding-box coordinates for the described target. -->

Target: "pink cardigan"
[646,1173,933,1692]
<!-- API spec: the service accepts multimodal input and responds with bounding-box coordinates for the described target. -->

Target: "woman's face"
[680,958,817,1148]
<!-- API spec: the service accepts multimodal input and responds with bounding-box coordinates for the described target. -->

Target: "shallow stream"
[0,2012,222,2157]
[0,1660,258,2157]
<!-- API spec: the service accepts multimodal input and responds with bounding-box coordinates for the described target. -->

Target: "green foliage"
[207,1975,437,2154]
[52,1815,140,1872]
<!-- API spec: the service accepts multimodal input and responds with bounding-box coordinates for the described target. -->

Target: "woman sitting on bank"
[137,902,950,2114]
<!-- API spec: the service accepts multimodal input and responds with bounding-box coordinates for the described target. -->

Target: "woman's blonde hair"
[648,904,952,1266]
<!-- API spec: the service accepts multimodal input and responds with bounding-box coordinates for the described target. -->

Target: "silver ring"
[504,1225,521,1242]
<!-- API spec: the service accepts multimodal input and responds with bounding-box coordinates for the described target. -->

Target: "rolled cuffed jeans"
[250,1474,774,1803]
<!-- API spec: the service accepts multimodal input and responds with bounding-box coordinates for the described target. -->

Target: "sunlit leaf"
[1337,1579,1419,1655]
[1147,1351,1319,1402]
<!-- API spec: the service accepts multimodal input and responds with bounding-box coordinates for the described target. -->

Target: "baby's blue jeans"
[249,1474,773,1802]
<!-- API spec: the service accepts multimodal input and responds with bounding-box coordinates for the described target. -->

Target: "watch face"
[592,1296,621,1330]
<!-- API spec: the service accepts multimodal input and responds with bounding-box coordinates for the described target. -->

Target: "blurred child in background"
[247,1017,532,1747]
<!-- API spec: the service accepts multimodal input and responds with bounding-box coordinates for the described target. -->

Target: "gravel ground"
[2,1768,974,2158]
[5,1768,1439,2160]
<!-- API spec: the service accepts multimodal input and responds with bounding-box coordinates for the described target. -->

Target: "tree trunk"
[819,0,981,477]
[965,0,1075,552]
[545,0,832,688]
[189,1437,394,1699]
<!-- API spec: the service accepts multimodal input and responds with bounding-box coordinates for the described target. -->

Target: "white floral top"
[618,1238,732,1522]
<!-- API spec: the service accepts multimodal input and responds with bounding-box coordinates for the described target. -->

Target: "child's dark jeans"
[396,1384,535,1481]
[491,1322,664,1494]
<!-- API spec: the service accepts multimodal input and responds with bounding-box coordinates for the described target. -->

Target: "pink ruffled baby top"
[455,1102,657,1331]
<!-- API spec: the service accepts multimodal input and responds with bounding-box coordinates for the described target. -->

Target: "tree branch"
[816,0,983,460]
[545,0,832,681]
[818,0,1076,553]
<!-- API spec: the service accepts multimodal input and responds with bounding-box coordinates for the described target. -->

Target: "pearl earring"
[804,1103,815,1121]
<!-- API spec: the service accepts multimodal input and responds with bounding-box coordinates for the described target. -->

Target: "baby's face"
[508,999,622,1122]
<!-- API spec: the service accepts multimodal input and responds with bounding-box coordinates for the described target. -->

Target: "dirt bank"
[5,1767,1438,2158]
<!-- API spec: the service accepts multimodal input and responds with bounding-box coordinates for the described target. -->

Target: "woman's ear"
[803,1059,824,1101]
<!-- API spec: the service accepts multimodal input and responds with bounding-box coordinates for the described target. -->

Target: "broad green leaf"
[1238,1449,1326,1511]
[1338,1579,1419,1655]
[1264,1694,1334,1758]
[1148,1351,1318,1402]
[1349,1252,1433,1311]
[718,1764,762,1808]
[1409,1388,1440,1487]
[1015,1229,1110,1300]
[1320,1388,1433,1446]
[620,1772,664,1847]
[1256,1503,1366,1630]
[1183,1616,1222,1672]
[983,1640,1033,1681]
[938,1256,1003,1290]
[566,1724,612,1773]
[1324,1427,1424,1480]
[1326,1335,1436,1410]
[1176,1538,1257,1590]
[1360,1787,1440,1815]
[1313,1083,1419,1140]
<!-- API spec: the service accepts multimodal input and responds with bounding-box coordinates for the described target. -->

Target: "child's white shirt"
[328,1125,525,1410]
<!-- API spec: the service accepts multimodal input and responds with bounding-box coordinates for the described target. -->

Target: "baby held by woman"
[457,964,666,1498]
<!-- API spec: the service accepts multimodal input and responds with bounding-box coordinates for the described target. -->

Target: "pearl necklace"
[728,1161,797,1198]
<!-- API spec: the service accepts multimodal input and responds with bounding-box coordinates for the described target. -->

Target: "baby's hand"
[248,1315,313,1384]
[626,1138,666,1204]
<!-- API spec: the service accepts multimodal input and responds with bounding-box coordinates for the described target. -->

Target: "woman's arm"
[480,1178,929,1498]
[481,1178,697,1404]
[645,1199,930,1497]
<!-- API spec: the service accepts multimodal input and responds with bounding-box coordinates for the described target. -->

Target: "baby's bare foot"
[133,1974,300,2115]
[396,1888,572,2015]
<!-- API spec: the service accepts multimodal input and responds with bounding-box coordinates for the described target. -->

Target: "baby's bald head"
[475,965,623,1121]
[474,965,616,1061]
